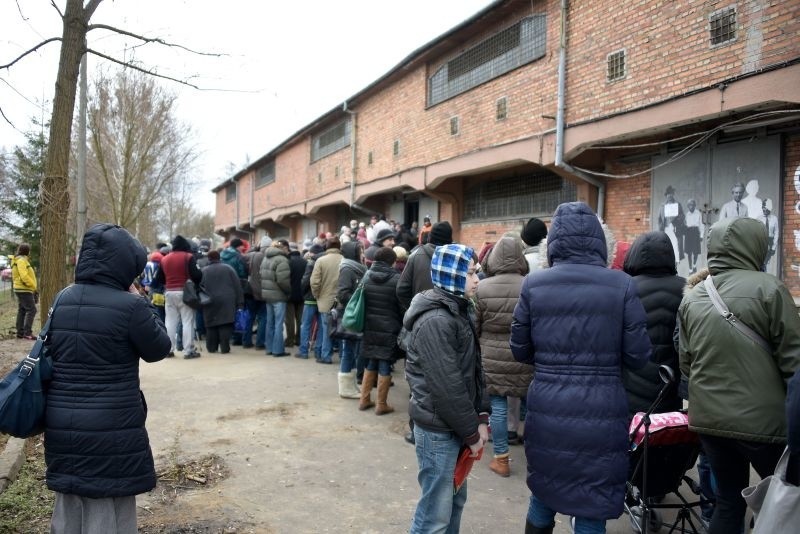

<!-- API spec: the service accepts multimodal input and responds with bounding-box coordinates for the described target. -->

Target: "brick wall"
[603,161,653,244]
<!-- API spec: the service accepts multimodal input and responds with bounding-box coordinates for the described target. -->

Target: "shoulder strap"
[704,275,771,354]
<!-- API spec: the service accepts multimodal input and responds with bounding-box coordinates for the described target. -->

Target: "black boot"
[525,521,554,534]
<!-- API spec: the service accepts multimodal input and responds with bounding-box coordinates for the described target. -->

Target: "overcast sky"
[1,0,495,213]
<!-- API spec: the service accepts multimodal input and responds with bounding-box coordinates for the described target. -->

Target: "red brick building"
[213,0,800,297]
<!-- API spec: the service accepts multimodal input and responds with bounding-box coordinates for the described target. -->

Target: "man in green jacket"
[678,217,800,534]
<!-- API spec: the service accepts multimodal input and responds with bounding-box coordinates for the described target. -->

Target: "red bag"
[453,445,483,493]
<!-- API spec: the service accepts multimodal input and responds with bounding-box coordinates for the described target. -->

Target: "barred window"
[607,49,626,82]
[428,15,547,106]
[463,172,576,221]
[225,183,236,203]
[496,97,508,120]
[709,7,736,46]
[311,119,351,162]
[255,161,275,189]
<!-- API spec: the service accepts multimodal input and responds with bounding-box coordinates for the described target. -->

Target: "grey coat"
[260,247,291,303]
[475,237,532,398]
[201,260,244,327]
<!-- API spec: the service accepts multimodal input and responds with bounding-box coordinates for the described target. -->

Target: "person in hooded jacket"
[475,236,532,478]
[286,242,307,348]
[11,243,38,339]
[260,239,292,357]
[788,368,800,486]
[200,250,244,354]
[678,217,800,534]
[155,235,203,358]
[402,243,488,533]
[335,240,367,398]
[358,247,403,415]
[45,223,172,534]
[511,202,651,534]
[622,230,685,416]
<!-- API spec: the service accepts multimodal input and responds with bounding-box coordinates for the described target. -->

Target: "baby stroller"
[624,366,707,534]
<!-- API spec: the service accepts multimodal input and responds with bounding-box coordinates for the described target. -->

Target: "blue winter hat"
[430,244,475,297]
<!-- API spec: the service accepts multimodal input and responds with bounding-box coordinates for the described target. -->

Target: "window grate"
[311,119,351,162]
[393,140,400,156]
[463,172,577,221]
[450,116,460,136]
[709,7,736,46]
[607,49,626,82]
[225,183,236,203]
[255,161,275,188]
[429,15,547,106]
[496,97,508,120]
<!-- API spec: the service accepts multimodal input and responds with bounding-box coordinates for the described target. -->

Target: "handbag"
[181,255,202,309]
[330,304,363,340]
[0,288,66,438]
[233,307,251,333]
[742,446,800,533]
[342,272,368,333]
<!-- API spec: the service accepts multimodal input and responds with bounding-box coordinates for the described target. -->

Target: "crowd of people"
[5,202,800,533]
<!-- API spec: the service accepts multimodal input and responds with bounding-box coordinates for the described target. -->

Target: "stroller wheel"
[628,506,662,533]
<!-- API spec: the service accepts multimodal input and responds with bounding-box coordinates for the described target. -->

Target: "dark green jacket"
[678,217,800,443]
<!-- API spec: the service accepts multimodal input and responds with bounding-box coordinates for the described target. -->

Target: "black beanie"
[430,221,453,246]
[229,237,243,249]
[521,218,548,247]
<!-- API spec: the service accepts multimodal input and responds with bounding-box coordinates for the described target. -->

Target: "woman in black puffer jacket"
[44,223,172,533]
[335,241,367,398]
[358,247,403,415]
[622,230,686,415]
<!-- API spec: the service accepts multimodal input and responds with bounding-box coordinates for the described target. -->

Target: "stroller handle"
[658,364,675,386]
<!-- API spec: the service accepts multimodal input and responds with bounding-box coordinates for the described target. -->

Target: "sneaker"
[272,352,290,357]
[316,358,333,364]
[183,351,201,359]
[294,353,308,359]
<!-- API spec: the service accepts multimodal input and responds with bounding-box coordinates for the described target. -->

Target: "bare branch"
[84,0,103,19]
[86,48,201,89]
[0,105,14,128]
[0,37,62,70]
[87,24,225,57]
[49,0,63,18]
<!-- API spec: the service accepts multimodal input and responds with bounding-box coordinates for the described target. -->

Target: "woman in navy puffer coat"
[511,202,651,534]
[44,223,172,532]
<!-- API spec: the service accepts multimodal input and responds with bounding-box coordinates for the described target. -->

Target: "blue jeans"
[241,296,260,347]
[410,427,466,534]
[298,303,321,357]
[340,338,360,372]
[318,311,333,362]
[527,494,605,534]
[267,301,287,354]
[252,300,267,348]
[490,395,509,456]
[365,358,391,376]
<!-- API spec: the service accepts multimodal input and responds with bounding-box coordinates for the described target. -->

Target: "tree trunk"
[39,0,89,320]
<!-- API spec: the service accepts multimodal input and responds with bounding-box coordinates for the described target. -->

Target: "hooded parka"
[201,259,244,327]
[362,261,403,361]
[475,237,532,398]
[678,217,800,443]
[510,201,651,520]
[622,231,686,415]
[44,223,172,498]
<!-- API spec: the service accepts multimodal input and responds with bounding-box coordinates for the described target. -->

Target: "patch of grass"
[0,288,17,339]
[0,438,52,534]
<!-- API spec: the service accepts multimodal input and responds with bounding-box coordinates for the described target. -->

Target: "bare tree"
[86,68,198,235]
[0,0,219,318]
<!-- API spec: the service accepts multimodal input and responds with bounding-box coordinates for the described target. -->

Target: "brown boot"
[359,370,377,410]
[489,453,510,477]
[375,375,395,415]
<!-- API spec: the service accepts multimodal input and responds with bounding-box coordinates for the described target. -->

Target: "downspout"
[343,101,357,207]
[554,0,605,219]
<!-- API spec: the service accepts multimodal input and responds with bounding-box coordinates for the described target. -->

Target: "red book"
[453,445,483,493]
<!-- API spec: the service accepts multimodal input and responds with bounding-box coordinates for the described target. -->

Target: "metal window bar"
[463,172,577,221]
[607,50,625,81]
[311,119,351,162]
[710,8,736,46]
[429,15,547,106]
[255,160,275,188]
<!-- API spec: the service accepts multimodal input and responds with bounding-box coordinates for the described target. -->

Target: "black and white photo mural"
[651,136,782,278]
